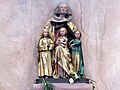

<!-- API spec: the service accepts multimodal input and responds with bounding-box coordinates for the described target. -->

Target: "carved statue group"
[38,2,84,79]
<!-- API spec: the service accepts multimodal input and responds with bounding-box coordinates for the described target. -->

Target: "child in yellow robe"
[38,29,54,77]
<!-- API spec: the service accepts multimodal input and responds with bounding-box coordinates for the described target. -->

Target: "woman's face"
[60,28,66,36]
[59,3,68,14]
[75,31,80,39]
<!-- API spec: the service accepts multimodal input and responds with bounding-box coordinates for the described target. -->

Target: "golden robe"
[54,46,78,78]
[53,36,78,78]
[38,37,54,76]
[44,21,78,78]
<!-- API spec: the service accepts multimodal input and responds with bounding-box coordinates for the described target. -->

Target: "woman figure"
[44,2,77,43]
[38,29,54,77]
[69,31,84,77]
[54,27,78,78]
[44,2,78,76]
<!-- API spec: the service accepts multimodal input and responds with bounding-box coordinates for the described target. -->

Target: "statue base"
[35,77,89,84]
[33,77,93,90]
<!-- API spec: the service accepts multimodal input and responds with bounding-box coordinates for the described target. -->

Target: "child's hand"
[70,44,75,48]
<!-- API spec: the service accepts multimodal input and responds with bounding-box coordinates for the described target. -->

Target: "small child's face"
[75,31,80,39]
[60,28,66,36]
[43,30,48,37]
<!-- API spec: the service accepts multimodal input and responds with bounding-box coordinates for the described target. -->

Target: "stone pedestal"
[33,78,93,90]
[33,83,92,90]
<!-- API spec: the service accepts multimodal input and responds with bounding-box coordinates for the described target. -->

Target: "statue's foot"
[75,74,79,79]
[53,75,59,79]
[63,76,66,78]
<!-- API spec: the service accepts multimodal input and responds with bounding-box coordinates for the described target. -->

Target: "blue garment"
[69,39,81,54]
[69,39,84,76]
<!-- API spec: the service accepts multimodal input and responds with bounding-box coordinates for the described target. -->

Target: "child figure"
[38,29,54,77]
[56,27,68,49]
[54,27,68,78]
[54,27,78,78]
[69,30,84,77]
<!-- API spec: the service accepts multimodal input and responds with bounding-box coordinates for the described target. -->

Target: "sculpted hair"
[40,29,51,39]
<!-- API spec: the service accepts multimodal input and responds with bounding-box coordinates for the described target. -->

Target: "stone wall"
[0,0,120,90]
[0,0,37,90]
[81,0,120,90]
